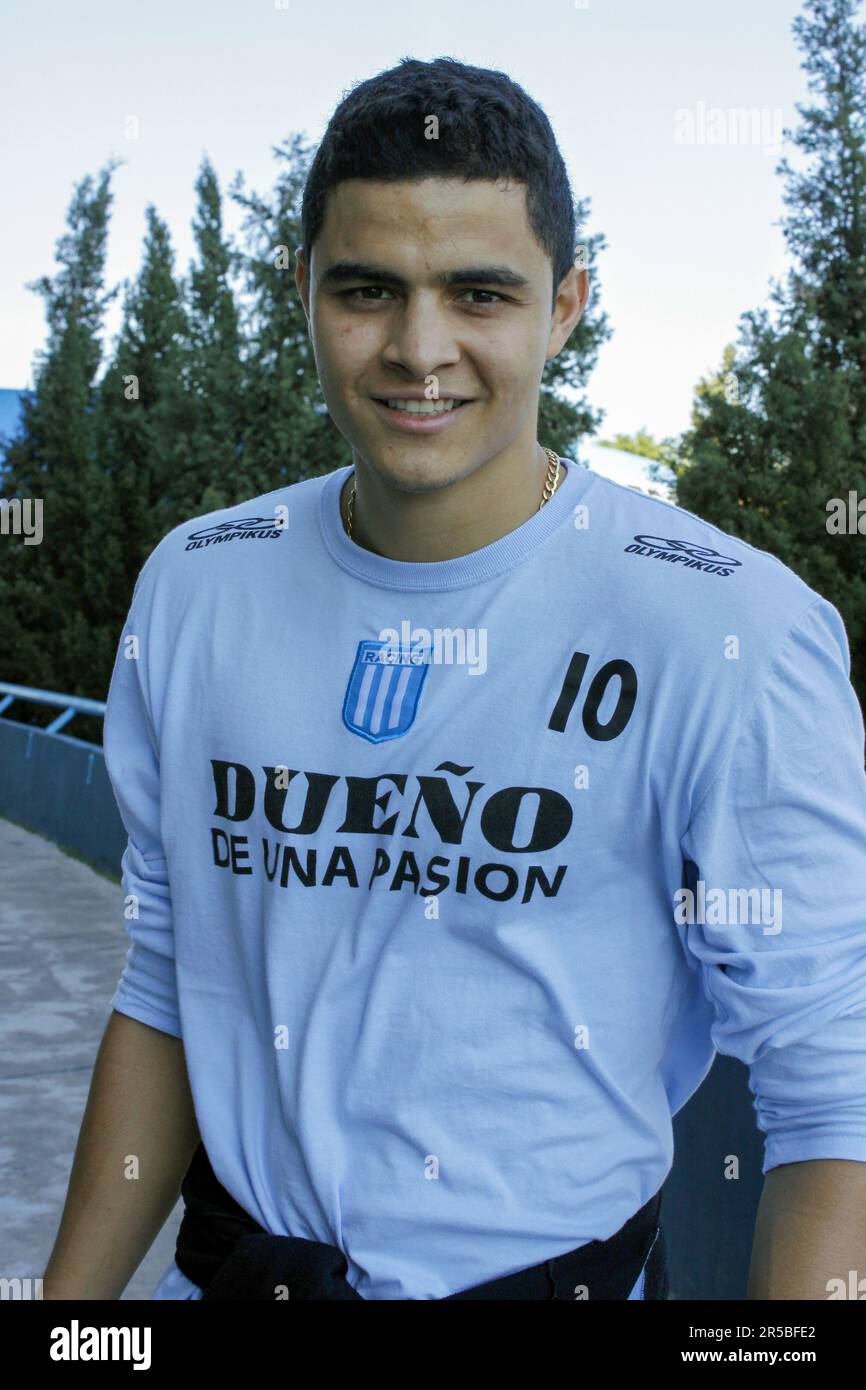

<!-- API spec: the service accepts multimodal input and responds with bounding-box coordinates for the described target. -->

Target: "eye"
[460,289,506,305]
[341,286,395,303]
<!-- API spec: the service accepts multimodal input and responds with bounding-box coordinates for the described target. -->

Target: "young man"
[44,57,866,1302]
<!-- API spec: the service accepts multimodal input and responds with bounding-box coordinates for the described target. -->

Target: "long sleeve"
[679,597,866,1173]
[102,570,182,1039]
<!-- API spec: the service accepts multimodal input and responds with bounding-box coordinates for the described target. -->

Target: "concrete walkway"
[0,815,184,1299]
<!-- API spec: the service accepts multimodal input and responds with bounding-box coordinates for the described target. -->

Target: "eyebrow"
[317,260,531,292]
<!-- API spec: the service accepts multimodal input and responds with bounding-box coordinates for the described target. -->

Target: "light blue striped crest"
[342,640,431,743]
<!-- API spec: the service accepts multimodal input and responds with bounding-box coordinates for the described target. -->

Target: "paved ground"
[0,815,184,1299]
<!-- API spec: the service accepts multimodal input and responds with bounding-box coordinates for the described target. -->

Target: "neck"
[341,443,560,562]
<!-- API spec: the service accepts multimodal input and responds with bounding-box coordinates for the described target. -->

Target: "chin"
[356,447,466,496]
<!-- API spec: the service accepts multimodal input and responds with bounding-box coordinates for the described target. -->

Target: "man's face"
[295,176,586,494]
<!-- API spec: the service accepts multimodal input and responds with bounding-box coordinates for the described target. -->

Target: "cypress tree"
[96,205,192,576]
[676,0,866,709]
[540,198,612,459]
[177,157,245,515]
[230,133,341,491]
[0,164,119,738]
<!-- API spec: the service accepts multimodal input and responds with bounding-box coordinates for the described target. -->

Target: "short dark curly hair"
[301,56,577,311]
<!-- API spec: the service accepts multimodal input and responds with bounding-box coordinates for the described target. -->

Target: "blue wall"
[0,718,126,876]
[0,387,28,461]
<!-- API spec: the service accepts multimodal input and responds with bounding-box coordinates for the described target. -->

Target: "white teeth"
[384,398,460,414]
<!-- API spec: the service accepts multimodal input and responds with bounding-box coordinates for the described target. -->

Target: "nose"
[380,291,461,381]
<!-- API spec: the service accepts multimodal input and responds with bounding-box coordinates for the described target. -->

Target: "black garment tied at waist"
[175,1141,665,1301]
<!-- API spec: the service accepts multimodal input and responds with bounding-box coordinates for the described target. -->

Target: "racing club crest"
[342,640,430,743]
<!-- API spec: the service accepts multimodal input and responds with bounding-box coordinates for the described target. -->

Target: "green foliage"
[0,164,120,741]
[0,140,608,733]
[599,428,665,461]
[539,201,611,457]
[598,427,684,489]
[675,0,866,712]
[96,204,193,568]
[229,134,347,490]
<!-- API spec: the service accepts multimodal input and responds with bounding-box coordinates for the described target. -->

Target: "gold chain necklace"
[344,447,561,540]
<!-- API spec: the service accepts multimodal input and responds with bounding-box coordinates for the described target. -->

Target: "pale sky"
[1,0,813,442]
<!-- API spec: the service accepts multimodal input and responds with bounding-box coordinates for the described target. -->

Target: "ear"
[547,261,589,359]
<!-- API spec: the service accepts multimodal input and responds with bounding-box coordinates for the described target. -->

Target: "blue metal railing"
[0,680,106,740]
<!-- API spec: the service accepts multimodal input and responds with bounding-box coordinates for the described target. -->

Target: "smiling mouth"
[373,398,472,415]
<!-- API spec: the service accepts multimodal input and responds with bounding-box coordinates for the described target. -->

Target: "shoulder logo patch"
[624,534,742,577]
[185,516,285,551]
